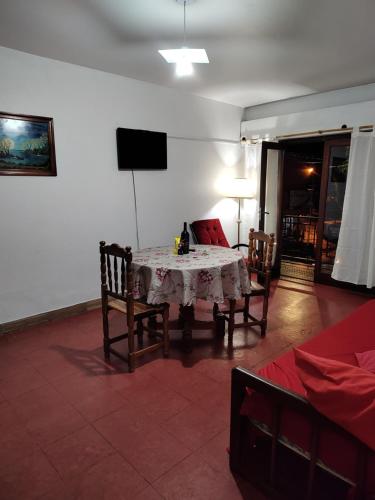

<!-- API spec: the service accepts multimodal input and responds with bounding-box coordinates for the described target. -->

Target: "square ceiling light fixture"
[158,0,209,77]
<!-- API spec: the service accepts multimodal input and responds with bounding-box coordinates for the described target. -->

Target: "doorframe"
[259,141,285,276]
[260,134,352,283]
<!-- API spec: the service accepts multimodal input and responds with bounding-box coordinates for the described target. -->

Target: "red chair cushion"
[294,348,375,450]
[191,219,230,247]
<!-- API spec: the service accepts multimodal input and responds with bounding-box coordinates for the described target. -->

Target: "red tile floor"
[0,280,369,499]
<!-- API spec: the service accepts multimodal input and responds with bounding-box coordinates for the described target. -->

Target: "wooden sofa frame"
[230,366,371,500]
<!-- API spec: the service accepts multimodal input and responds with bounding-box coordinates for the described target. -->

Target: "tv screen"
[116,127,167,170]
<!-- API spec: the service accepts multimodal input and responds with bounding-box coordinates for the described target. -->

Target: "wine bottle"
[180,222,190,254]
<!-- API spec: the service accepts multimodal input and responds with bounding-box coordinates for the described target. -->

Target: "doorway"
[259,135,351,285]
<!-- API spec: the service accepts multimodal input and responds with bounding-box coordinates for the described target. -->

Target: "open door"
[315,137,351,283]
[259,142,285,276]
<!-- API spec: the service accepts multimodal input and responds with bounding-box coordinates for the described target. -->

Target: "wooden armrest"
[230,366,311,419]
[230,366,367,472]
[230,366,365,436]
[230,366,310,473]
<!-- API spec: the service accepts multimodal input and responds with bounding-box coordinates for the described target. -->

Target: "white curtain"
[243,143,261,231]
[332,128,375,288]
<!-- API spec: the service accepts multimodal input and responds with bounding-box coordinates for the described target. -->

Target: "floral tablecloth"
[132,245,251,306]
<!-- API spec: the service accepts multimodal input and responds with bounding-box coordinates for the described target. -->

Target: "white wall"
[241,92,375,139]
[242,83,375,121]
[0,46,243,323]
[240,85,375,235]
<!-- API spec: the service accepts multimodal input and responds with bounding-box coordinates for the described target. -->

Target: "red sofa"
[230,300,375,499]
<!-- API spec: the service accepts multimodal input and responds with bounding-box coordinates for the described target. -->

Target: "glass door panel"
[316,139,350,279]
[264,149,282,266]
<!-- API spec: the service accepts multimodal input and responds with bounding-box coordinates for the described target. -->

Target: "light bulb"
[175,58,194,77]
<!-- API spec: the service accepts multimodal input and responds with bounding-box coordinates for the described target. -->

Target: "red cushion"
[191,219,230,247]
[355,349,375,374]
[295,348,375,450]
[301,299,375,366]
[258,351,306,396]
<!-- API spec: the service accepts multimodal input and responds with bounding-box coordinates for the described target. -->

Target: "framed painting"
[0,112,56,176]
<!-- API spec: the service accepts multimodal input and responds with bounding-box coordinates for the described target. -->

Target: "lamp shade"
[222,177,255,199]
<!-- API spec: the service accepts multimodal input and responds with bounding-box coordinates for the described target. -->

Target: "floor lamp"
[223,178,254,246]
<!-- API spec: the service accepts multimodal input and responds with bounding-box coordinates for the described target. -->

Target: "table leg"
[215,313,226,338]
[180,305,195,353]
[228,299,236,344]
[213,302,219,321]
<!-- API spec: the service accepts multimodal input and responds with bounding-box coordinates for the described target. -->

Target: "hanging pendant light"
[159,0,209,77]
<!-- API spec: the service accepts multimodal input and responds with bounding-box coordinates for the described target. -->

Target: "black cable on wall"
[131,169,140,251]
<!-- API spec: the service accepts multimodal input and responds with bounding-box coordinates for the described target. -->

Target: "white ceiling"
[1,0,375,108]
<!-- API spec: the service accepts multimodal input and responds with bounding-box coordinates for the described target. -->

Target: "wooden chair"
[100,241,169,372]
[216,228,275,341]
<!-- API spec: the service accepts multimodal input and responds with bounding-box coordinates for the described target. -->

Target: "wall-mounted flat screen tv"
[116,127,167,170]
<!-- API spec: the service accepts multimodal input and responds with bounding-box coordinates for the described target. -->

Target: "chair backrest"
[190,218,230,247]
[247,228,275,278]
[99,241,134,312]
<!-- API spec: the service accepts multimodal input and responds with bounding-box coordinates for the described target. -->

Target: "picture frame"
[0,111,56,176]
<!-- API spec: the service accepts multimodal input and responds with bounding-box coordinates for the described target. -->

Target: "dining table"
[132,244,251,351]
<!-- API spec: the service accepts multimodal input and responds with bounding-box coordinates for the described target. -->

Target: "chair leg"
[136,320,144,347]
[243,295,250,323]
[228,299,236,344]
[261,322,266,337]
[148,316,157,338]
[128,325,136,373]
[162,306,170,358]
[261,294,269,337]
[102,304,110,360]
[178,304,184,329]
